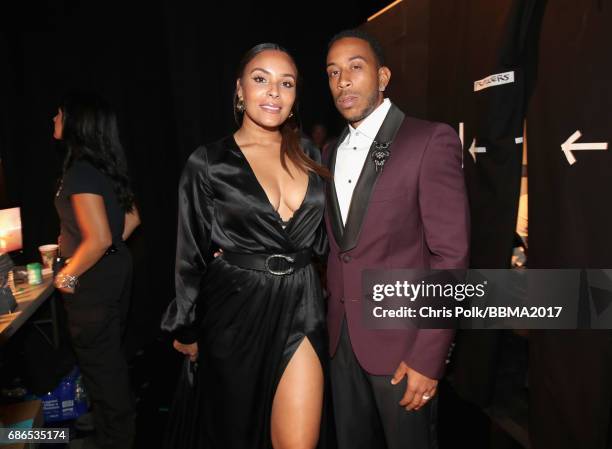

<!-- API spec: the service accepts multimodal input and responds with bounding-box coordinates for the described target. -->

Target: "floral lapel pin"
[371,141,391,172]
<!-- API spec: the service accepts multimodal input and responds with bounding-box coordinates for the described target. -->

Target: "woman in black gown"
[161,43,330,449]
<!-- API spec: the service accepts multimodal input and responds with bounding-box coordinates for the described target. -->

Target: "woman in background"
[162,43,330,449]
[53,92,140,449]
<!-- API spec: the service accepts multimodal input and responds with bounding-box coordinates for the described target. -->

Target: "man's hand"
[173,340,198,362]
[391,361,438,411]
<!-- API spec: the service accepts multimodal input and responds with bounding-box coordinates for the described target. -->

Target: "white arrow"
[469,138,487,162]
[561,130,608,165]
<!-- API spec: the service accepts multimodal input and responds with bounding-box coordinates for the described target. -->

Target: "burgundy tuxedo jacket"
[324,104,470,378]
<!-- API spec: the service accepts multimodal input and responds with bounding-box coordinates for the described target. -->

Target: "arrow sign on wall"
[561,130,608,165]
[469,138,487,162]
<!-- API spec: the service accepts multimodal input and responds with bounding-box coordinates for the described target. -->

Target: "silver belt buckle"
[265,254,295,276]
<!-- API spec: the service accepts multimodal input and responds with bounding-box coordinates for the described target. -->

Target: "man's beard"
[342,90,381,125]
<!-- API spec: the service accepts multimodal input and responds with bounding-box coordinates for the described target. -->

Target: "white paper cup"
[39,244,59,269]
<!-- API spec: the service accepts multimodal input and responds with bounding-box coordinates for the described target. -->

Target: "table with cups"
[0,244,59,345]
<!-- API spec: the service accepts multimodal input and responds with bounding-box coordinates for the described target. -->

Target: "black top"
[161,135,327,342]
[54,160,124,257]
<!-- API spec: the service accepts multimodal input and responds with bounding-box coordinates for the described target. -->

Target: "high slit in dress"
[161,135,329,449]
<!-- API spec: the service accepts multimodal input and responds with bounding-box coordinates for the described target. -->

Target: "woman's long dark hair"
[234,43,330,179]
[59,92,135,212]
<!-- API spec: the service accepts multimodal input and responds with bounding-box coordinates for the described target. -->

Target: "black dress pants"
[330,319,438,449]
[62,247,135,449]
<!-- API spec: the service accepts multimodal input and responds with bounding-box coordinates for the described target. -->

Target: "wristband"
[54,273,79,290]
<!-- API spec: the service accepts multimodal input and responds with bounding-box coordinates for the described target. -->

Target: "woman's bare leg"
[271,337,324,449]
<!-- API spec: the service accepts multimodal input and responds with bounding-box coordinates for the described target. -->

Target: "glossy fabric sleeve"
[312,220,329,260]
[303,138,329,260]
[161,147,213,344]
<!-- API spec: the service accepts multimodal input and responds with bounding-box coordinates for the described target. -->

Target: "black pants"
[529,330,612,449]
[330,319,438,449]
[62,247,135,449]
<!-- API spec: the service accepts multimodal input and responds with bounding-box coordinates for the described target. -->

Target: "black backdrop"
[529,0,612,269]
[527,2,612,447]
[0,0,389,353]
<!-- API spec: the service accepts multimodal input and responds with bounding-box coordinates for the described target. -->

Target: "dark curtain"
[529,1,612,268]
[428,0,543,268]
[527,1,612,448]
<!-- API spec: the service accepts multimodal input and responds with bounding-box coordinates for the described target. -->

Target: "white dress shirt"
[334,98,392,224]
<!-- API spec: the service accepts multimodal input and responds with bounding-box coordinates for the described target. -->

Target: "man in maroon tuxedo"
[324,29,470,448]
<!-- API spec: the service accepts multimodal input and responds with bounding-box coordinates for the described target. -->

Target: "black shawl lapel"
[341,104,405,252]
[326,127,349,248]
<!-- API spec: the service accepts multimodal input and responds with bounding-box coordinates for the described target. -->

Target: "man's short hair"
[328,29,386,67]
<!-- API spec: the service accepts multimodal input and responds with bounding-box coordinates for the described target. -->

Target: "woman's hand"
[57,285,75,295]
[173,340,198,361]
[54,272,77,295]
[122,207,141,241]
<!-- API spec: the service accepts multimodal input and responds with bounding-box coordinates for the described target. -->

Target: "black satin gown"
[161,135,329,449]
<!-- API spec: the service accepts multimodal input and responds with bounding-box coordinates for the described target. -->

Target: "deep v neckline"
[231,135,311,227]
